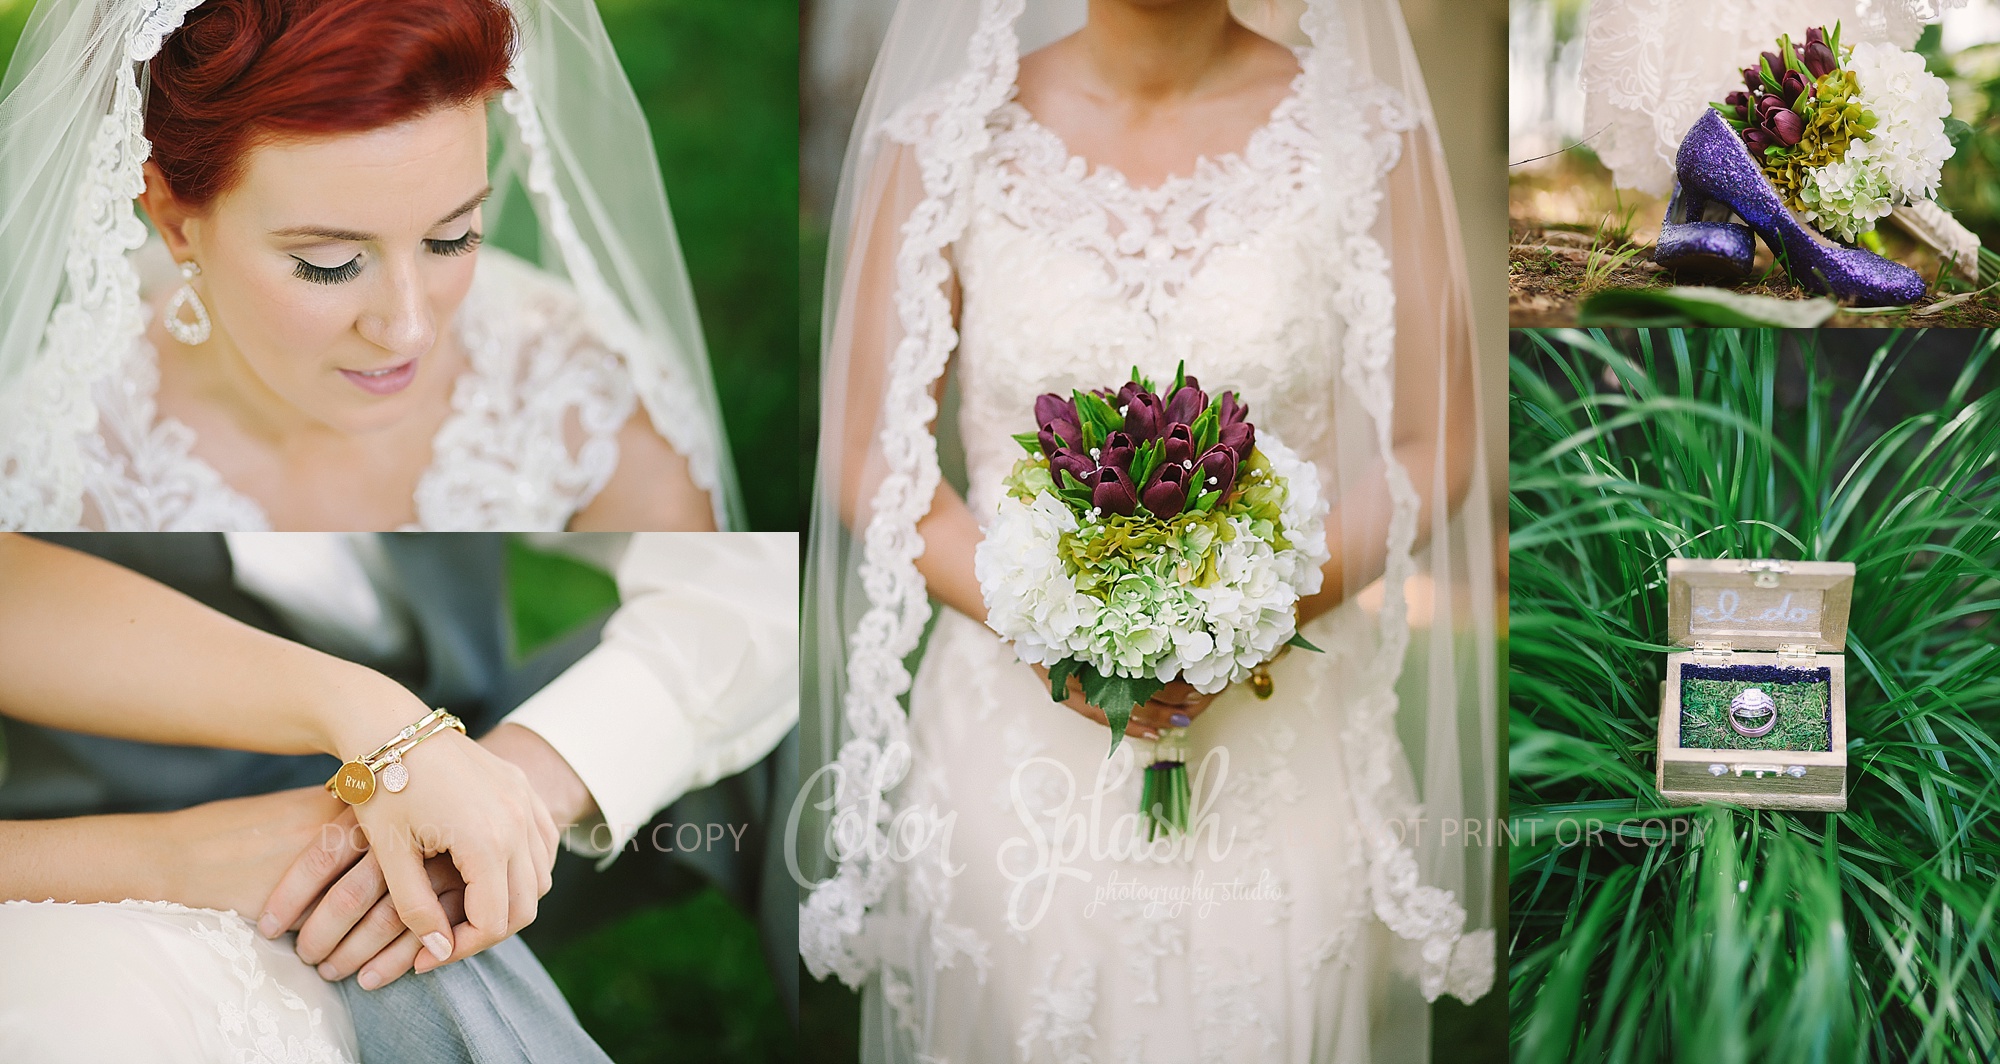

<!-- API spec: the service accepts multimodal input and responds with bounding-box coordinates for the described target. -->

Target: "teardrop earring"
[164,260,211,346]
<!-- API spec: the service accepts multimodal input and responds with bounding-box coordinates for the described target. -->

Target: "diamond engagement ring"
[1728,688,1778,738]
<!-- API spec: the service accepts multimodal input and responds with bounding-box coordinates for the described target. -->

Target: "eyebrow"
[269,185,493,242]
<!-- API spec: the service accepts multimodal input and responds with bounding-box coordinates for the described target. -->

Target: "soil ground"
[1509,156,2000,329]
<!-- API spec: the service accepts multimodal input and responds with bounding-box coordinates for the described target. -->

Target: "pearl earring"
[164,260,211,346]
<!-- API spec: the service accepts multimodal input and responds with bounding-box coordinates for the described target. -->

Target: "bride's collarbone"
[150,343,451,531]
[1012,32,1301,188]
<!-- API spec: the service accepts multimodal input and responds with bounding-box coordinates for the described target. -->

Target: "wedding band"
[1727,688,1777,738]
[325,708,466,805]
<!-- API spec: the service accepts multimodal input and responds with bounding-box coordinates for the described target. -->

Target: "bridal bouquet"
[974,366,1329,833]
[1713,24,1955,242]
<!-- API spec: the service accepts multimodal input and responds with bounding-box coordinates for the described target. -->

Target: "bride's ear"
[138,161,201,262]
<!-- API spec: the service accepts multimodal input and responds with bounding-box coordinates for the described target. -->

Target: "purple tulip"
[1750,94,1804,147]
[1164,376,1206,426]
[1778,69,1809,101]
[1220,421,1256,462]
[1140,463,1190,517]
[1195,444,1238,500]
[1725,90,1749,119]
[1050,448,1096,488]
[1162,424,1195,467]
[1122,390,1165,442]
[1216,392,1250,430]
[1100,430,1136,474]
[1742,66,1763,92]
[1088,465,1138,517]
[1760,50,1785,82]
[1034,393,1082,458]
[1801,27,1836,78]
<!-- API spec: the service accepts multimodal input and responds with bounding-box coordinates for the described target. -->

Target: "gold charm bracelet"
[325,708,465,805]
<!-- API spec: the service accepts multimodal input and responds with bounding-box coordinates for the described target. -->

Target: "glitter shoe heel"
[1676,108,1926,306]
[1654,181,1755,279]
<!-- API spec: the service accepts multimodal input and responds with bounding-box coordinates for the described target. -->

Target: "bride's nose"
[355,255,436,359]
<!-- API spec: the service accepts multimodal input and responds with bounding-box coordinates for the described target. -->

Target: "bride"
[0,0,739,531]
[801,0,1499,1061]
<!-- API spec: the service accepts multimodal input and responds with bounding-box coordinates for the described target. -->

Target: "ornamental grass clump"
[1510,329,2000,1062]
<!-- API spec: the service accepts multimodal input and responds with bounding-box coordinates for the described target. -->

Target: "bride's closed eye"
[289,230,482,285]
[424,229,482,258]
[292,254,362,285]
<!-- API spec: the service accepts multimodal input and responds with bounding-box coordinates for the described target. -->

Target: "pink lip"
[339,358,418,396]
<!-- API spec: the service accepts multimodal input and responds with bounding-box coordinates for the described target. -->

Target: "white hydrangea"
[976,431,1330,697]
[1799,148,1893,242]
[1802,41,1954,240]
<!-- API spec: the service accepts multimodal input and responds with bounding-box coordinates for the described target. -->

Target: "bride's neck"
[169,331,333,447]
[1074,1,1243,101]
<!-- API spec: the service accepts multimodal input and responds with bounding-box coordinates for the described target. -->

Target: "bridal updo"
[145,0,516,208]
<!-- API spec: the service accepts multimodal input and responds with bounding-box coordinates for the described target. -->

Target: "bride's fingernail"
[316,963,337,981]
[1170,713,1191,728]
[256,911,282,938]
[358,970,382,991]
[422,932,452,962]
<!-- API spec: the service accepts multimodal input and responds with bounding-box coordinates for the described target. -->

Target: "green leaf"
[1189,488,1220,514]
[1169,359,1186,399]
[1577,286,1839,328]
[1077,666,1166,756]
[1944,115,1973,149]
[1046,658,1083,704]
[1285,631,1323,653]
[1012,430,1043,455]
[1190,403,1220,453]
[1129,439,1163,488]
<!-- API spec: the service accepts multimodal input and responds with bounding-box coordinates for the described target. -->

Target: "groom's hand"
[263,809,473,990]
[260,726,559,985]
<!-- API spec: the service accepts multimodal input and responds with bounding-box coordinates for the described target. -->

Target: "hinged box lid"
[1666,558,1856,652]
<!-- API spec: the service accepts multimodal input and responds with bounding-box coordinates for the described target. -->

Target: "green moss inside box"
[1678,663,1831,753]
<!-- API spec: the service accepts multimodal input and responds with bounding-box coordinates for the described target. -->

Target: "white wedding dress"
[74,244,638,531]
[0,899,358,1063]
[867,68,1485,1063]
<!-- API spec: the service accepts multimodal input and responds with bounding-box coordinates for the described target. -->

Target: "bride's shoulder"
[459,247,625,382]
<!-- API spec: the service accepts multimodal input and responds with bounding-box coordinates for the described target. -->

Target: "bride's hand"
[262,703,559,982]
[162,787,353,917]
[1031,665,1223,739]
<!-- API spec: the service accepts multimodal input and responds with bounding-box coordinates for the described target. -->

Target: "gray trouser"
[335,937,612,1064]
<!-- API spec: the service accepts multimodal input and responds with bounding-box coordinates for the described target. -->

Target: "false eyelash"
[293,255,362,285]
[425,230,483,257]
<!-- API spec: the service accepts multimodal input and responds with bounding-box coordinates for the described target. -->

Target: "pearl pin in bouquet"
[974,364,1330,837]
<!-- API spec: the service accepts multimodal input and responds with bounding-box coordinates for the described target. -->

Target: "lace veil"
[798,0,1500,1055]
[1581,0,1964,194]
[0,0,741,529]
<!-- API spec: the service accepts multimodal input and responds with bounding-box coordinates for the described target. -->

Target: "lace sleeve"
[415,249,638,532]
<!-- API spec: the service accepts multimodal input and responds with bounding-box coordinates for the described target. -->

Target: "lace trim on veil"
[0,0,206,530]
[800,0,1491,1012]
[1300,1,1491,1004]
[499,74,730,530]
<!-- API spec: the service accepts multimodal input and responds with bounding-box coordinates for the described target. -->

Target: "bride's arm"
[0,534,413,758]
[0,535,558,973]
[829,142,988,622]
[1295,126,1478,625]
[568,411,718,531]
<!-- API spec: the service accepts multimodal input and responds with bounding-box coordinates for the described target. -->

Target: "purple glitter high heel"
[1677,108,1926,306]
[1655,181,1754,279]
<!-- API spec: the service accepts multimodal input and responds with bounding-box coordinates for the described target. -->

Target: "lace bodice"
[953,72,1338,519]
[76,248,637,531]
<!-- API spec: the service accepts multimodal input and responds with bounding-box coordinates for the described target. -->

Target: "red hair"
[145,0,516,209]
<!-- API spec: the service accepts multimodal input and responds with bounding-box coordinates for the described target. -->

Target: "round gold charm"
[1249,664,1275,700]
[330,760,376,805]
